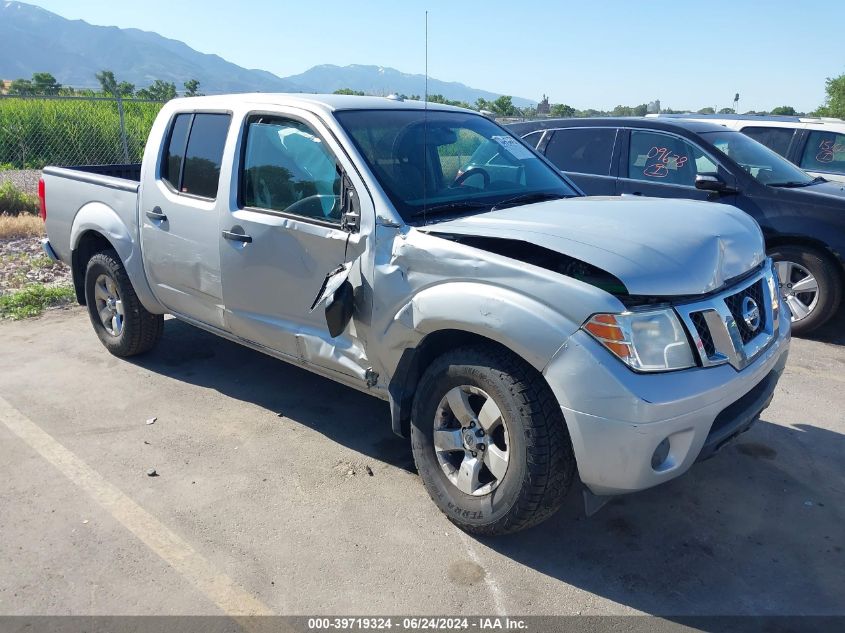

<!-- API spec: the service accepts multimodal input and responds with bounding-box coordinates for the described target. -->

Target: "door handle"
[146,207,167,221]
[222,230,253,244]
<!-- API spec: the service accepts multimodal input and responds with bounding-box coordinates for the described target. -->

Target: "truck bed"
[42,164,142,269]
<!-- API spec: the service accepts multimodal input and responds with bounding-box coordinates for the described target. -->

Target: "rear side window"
[800,130,845,173]
[162,114,191,190]
[161,112,232,199]
[544,128,616,175]
[742,126,795,158]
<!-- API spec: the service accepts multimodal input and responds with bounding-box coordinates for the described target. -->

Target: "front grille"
[675,262,778,371]
[690,311,716,357]
[724,280,766,343]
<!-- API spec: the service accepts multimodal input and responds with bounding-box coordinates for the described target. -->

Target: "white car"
[649,114,845,183]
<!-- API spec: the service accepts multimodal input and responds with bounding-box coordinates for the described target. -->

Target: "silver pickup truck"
[41,94,790,534]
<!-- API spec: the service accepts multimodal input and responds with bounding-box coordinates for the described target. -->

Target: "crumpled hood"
[424,196,766,296]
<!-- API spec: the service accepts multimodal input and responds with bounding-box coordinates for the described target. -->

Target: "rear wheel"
[769,245,842,335]
[411,345,575,535]
[84,250,163,356]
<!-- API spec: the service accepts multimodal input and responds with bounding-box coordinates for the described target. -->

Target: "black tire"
[769,245,842,336]
[410,345,575,535]
[84,250,164,357]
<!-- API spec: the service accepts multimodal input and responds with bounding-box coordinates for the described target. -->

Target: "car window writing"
[800,131,845,173]
[628,131,715,186]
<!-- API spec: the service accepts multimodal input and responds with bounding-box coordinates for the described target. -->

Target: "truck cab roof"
[166,93,472,115]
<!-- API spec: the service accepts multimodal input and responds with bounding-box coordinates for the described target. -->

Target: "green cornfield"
[0,96,164,169]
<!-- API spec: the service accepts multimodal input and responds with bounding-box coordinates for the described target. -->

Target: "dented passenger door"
[219,112,370,380]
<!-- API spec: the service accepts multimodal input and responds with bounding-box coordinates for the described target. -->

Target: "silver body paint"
[43,94,790,496]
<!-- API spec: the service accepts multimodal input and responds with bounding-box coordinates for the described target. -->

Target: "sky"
[26,0,845,113]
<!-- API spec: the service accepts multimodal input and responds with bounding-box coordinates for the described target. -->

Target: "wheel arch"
[69,203,165,313]
[387,329,562,438]
[765,233,845,275]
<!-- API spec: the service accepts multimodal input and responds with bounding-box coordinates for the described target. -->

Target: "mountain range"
[0,1,533,106]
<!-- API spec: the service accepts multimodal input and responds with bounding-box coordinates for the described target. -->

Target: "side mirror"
[695,174,738,194]
[324,280,354,338]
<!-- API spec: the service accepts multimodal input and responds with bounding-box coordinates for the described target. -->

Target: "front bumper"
[543,307,791,496]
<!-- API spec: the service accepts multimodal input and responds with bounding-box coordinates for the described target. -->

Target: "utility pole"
[733,93,740,114]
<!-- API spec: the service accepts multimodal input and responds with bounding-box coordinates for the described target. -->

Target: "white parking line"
[0,395,273,617]
[457,531,507,617]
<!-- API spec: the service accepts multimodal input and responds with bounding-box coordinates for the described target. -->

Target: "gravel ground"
[0,235,70,295]
[0,170,42,195]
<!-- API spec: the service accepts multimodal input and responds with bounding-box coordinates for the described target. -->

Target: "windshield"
[334,109,578,223]
[700,130,815,186]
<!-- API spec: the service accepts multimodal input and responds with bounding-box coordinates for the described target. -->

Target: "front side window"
[627,131,716,186]
[701,129,814,186]
[161,112,231,199]
[545,128,617,176]
[800,130,845,174]
[742,126,796,158]
[241,117,342,222]
[335,109,577,223]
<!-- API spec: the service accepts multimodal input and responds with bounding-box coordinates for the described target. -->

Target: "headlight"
[583,308,696,372]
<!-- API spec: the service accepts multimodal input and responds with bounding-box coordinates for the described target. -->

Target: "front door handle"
[146,207,167,221]
[222,230,253,244]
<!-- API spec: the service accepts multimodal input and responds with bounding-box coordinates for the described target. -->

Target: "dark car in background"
[506,118,845,334]
[647,114,845,184]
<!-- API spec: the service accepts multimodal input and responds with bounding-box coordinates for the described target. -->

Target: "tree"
[333,88,366,96]
[491,95,517,117]
[718,107,735,114]
[8,79,34,95]
[96,70,134,97]
[475,98,491,111]
[31,72,61,95]
[136,80,177,101]
[813,74,845,118]
[770,105,797,116]
[183,79,203,97]
[697,107,716,114]
[550,103,575,117]
[632,104,648,117]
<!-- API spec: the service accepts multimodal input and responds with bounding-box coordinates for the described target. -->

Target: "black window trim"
[236,111,349,230]
[620,127,728,188]
[542,126,620,177]
[158,109,233,202]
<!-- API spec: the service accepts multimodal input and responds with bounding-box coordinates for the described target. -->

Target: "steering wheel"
[453,167,491,189]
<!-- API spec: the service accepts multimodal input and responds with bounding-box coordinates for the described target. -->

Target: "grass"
[0,213,43,238]
[0,180,40,216]
[0,283,75,319]
[0,97,163,168]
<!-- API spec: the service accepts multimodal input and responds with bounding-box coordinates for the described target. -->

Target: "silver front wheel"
[775,260,819,323]
[433,385,510,496]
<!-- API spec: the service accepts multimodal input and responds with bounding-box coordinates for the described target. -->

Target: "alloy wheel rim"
[775,260,819,322]
[433,385,510,496]
[94,273,124,337]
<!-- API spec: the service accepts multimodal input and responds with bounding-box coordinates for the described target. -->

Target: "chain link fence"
[0,95,165,171]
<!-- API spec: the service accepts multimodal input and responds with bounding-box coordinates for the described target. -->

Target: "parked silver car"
[40,94,790,534]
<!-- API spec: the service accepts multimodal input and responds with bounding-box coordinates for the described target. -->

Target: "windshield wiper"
[489,191,569,211]
[768,180,816,188]
[409,200,491,220]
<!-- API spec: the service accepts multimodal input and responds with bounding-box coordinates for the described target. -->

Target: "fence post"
[116,95,130,163]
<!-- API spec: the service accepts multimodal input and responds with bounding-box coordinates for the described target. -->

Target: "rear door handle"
[146,207,167,221]
[222,230,252,243]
